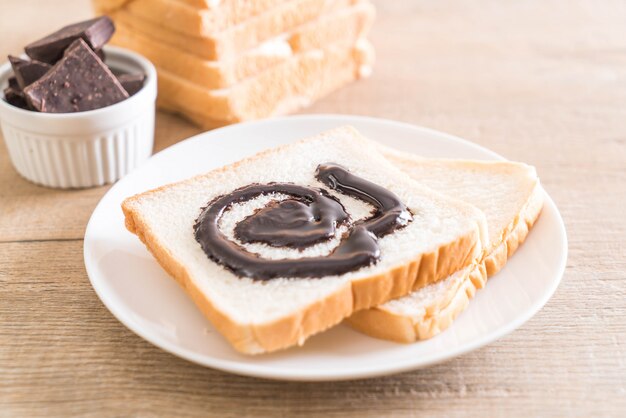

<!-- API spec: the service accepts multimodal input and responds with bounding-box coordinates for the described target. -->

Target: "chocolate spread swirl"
[193,163,412,280]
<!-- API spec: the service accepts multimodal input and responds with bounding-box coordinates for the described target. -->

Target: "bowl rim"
[0,45,157,120]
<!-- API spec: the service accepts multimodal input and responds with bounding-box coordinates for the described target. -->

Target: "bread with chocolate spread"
[121,126,488,354]
[347,151,543,342]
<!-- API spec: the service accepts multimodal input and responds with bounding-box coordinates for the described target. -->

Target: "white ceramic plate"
[84,115,567,381]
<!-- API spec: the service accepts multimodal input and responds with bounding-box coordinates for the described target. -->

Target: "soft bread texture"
[92,0,129,13]
[125,0,326,38]
[157,40,374,123]
[94,0,290,20]
[110,2,374,89]
[347,152,544,342]
[171,0,289,12]
[109,0,355,60]
[121,126,488,354]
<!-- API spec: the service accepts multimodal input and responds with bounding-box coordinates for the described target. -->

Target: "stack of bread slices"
[122,126,544,354]
[93,0,375,128]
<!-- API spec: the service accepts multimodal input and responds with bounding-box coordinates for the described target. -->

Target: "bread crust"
[483,181,544,277]
[346,263,487,343]
[109,0,354,60]
[110,3,375,89]
[123,0,293,38]
[92,0,129,14]
[346,181,544,343]
[121,127,485,354]
[156,41,374,124]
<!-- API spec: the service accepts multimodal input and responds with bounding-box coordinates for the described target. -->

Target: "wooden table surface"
[1,0,625,416]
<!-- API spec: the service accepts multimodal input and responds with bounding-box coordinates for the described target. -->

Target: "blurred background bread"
[95,0,376,128]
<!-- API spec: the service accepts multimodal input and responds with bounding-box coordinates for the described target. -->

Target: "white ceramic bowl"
[0,46,157,188]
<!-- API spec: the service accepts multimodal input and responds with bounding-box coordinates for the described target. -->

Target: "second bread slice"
[347,152,543,342]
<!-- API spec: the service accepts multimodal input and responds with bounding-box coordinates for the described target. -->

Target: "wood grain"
[1,0,626,417]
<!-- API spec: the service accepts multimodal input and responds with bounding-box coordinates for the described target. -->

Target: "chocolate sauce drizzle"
[193,163,412,280]
[234,190,348,249]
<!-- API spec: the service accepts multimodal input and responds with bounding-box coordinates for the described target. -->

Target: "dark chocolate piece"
[194,164,412,280]
[8,56,51,89]
[117,73,145,96]
[8,76,19,90]
[25,16,114,64]
[23,38,128,113]
[4,87,29,109]
[96,48,106,62]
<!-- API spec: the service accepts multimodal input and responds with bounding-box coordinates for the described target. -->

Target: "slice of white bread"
[92,0,129,13]
[121,126,488,354]
[109,0,356,60]
[125,0,304,37]
[111,2,374,89]
[157,40,374,124]
[171,0,284,11]
[347,151,544,342]
[94,0,292,27]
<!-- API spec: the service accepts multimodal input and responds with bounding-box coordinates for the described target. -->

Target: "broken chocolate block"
[8,76,19,90]
[25,16,114,64]
[96,48,106,62]
[4,87,29,109]
[23,38,128,113]
[117,73,145,96]
[9,56,51,89]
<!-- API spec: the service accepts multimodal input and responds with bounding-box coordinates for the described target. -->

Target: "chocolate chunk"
[25,16,114,64]
[8,76,19,90]
[23,38,128,113]
[117,73,145,96]
[9,56,51,89]
[4,87,29,109]
[96,48,106,62]
[109,67,125,77]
